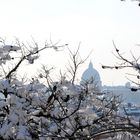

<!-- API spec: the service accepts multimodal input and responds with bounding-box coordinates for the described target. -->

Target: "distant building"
[103,85,140,106]
[80,61,140,107]
[80,61,102,91]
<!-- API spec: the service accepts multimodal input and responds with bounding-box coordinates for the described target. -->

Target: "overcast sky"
[0,0,140,86]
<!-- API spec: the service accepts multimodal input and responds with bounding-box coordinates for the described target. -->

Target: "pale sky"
[0,0,140,86]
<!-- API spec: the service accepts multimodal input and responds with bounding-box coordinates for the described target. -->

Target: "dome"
[80,61,102,91]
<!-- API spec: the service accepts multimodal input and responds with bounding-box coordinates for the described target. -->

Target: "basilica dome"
[80,61,102,91]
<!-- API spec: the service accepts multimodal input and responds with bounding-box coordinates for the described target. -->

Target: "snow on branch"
[0,38,139,139]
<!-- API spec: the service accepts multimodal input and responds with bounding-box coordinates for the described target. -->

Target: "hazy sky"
[0,0,140,86]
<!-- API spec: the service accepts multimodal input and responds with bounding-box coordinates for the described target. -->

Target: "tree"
[102,41,140,139]
[120,0,140,6]
[102,41,140,91]
[66,43,92,85]
[0,38,138,140]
